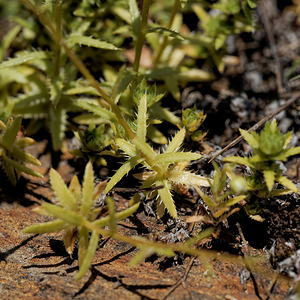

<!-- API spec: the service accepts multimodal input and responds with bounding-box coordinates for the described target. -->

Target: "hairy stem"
[133,0,151,73]
[153,0,180,67]
[53,0,62,76]
[83,219,266,274]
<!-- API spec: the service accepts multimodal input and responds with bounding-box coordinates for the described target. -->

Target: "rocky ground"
[0,0,299,299]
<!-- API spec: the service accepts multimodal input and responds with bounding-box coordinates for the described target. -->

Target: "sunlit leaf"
[42,203,83,225]
[104,157,141,194]
[0,51,49,69]
[136,94,147,142]
[67,35,120,50]
[263,169,275,192]
[277,176,298,193]
[81,162,94,215]
[165,128,185,153]
[240,129,259,149]
[23,219,68,234]
[75,231,99,280]
[157,180,177,218]
[154,151,201,165]
[50,168,77,210]
[2,116,22,149]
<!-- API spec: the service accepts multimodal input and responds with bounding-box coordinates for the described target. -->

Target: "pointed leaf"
[165,128,185,153]
[112,66,133,102]
[154,152,201,166]
[2,116,22,149]
[2,155,43,178]
[168,170,211,187]
[42,203,83,225]
[156,200,165,218]
[11,146,41,166]
[115,138,137,157]
[76,231,99,280]
[157,180,177,218]
[263,169,275,192]
[277,176,298,193]
[80,162,95,215]
[105,157,141,194]
[240,129,259,149]
[129,0,141,42]
[282,146,300,158]
[67,35,119,50]
[194,186,216,208]
[63,226,77,255]
[225,195,247,207]
[136,94,147,142]
[69,175,82,203]
[50,168,77,210]
[23,219,68,234]
[132,137,157,163]
[129,248,152,266]
[0,25,21,61]
[0,51,49,69]
[224,156,254,168]
[75,100,116,121]
[16,137,36,148]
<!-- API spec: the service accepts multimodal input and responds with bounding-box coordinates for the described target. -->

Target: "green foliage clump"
[0,116,42,185]
[104,94,210,219]
[182,106,207,142]
[195,162,247,222]
[24,161,216,279]
[24,162,140,280]
[225,120,300,196]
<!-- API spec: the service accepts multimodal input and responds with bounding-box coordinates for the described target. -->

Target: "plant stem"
[84,220,266,274]
[61,44,135,139]
[133,0,151,73]
[153,0,180,67]
[53,0,62,76]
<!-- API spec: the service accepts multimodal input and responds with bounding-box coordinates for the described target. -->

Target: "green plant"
[182,106,207,142]
[23,161,141,280]
[104,94,210,219]
[225,120,300,197]
[23,160,219,280]
[0,116,42,185]
[195,162,247,223]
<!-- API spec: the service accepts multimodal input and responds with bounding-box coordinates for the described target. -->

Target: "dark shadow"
[128,215,151,235]
[0,235,37,262]
[23,239,74,269]
[74,266,172,299]
[65,246,135,276]
[93,247,135,267]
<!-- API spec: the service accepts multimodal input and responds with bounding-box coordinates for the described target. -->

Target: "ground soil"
[0,0,300,299]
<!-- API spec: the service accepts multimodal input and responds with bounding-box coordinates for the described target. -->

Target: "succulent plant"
[0,116,42,185]
[225,120,300,195]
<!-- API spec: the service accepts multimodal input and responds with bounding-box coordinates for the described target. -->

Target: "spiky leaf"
[50,168,77,210]
[81,162,94,215]
[67,35,119,50]
[157,180,177,218]
[75,231,99,280]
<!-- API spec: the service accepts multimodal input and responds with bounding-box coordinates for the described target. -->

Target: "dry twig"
[208,92,300,163]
